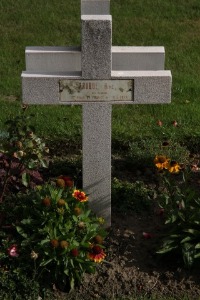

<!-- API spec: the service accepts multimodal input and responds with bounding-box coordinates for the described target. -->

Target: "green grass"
[1,0,200,150]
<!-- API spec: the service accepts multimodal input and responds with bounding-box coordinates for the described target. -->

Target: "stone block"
[81,0,110,15]
[82,103,112,227]
[112,46,165,71]
[81,15,112,79]
[112,70,172,104]
[23,46,166,74]
[25,46,81,73]
[21,72,81,104]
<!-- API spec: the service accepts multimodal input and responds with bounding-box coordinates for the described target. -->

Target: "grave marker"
[21,0,172,227]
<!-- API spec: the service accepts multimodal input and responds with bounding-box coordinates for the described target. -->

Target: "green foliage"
[0,269,40,300]
[112,178,153,213]
[0,113,107,294]
[0,183,107,291]
[156,164,200,268]
[0,112,48,201]
[2,112,48,169]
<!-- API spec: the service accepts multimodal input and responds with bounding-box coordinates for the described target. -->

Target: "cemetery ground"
[0,0,200,299]
[1,113,200,300]
[45,134,200,300]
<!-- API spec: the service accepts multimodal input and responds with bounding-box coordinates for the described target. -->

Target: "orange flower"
[168,161,181,173]
[154,155,169,170]
[57,199,66,207]
[94,235,104,244]
[50,239,59,248]
[42,197,51,207]
[60,241,69,249]
[72,190,88,202]
[56,178,65,188]
[88,245,106,263]
[74,206,82,216]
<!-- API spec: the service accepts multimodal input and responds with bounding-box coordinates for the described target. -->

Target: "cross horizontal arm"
[22,70,171,105]
[25,46,165,73]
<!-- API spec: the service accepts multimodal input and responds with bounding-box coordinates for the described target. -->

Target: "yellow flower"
[88,245,106,263]
[168,161,181,173]
[97,217,105,225]
[72,190,88,202]
[30,250,38,260]
[154,155,169,170]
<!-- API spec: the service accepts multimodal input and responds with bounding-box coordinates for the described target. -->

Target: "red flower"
[72,190,88,202]
[142,232,153,239]
[71,248,79,257]
[172,120,178,127]
[88,245,106,263]
[7,244,19,257]
[155,208,165,216]
[58,176,74,188]
[157,120,163,126]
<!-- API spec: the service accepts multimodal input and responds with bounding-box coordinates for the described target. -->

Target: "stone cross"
[21,0,172,227]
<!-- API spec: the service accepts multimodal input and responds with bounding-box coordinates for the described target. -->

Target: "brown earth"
[46,149,200,300]
[56,210,200,300]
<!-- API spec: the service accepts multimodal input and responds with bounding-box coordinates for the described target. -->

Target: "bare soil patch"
[45,148,200,299]
[55,210,200,300]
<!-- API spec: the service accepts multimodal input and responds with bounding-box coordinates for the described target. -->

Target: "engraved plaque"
[59,80,133,102]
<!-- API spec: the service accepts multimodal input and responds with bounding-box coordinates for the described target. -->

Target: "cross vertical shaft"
[81,0,112,226]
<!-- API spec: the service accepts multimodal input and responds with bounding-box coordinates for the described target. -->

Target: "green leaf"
[195,243,200,249]
[40,258,53,266]
[64,269,69,276]
[70,276,75,290]
[178,211,185,222]
[22,172,29,187]
[40,159,48,168]
[157,246,177,254]
[21,218,32,225]
[194,253,200,259]
[70,259,74,268]
[16,226,28,238]
[182,246,194,268]
[72,215,78,222]
[181,236,193,243]
[40,239,50,245]
[184,229,200,236]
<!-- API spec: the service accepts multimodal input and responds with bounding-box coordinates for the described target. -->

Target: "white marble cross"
[21,0,172,227]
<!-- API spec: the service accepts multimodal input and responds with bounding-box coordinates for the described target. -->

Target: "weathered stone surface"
[81,15,112,79]
[112,70,172,104]
[22,71,171,105]
[112,46,165,71]
[81,0,110,15]
[21,72,81,105]
[25,47,81,73]
[24,46,165,72]
[83,103,112,227]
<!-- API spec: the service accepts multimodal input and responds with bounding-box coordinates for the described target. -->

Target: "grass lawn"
[1,1,200,299]
[0,0,200,146]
